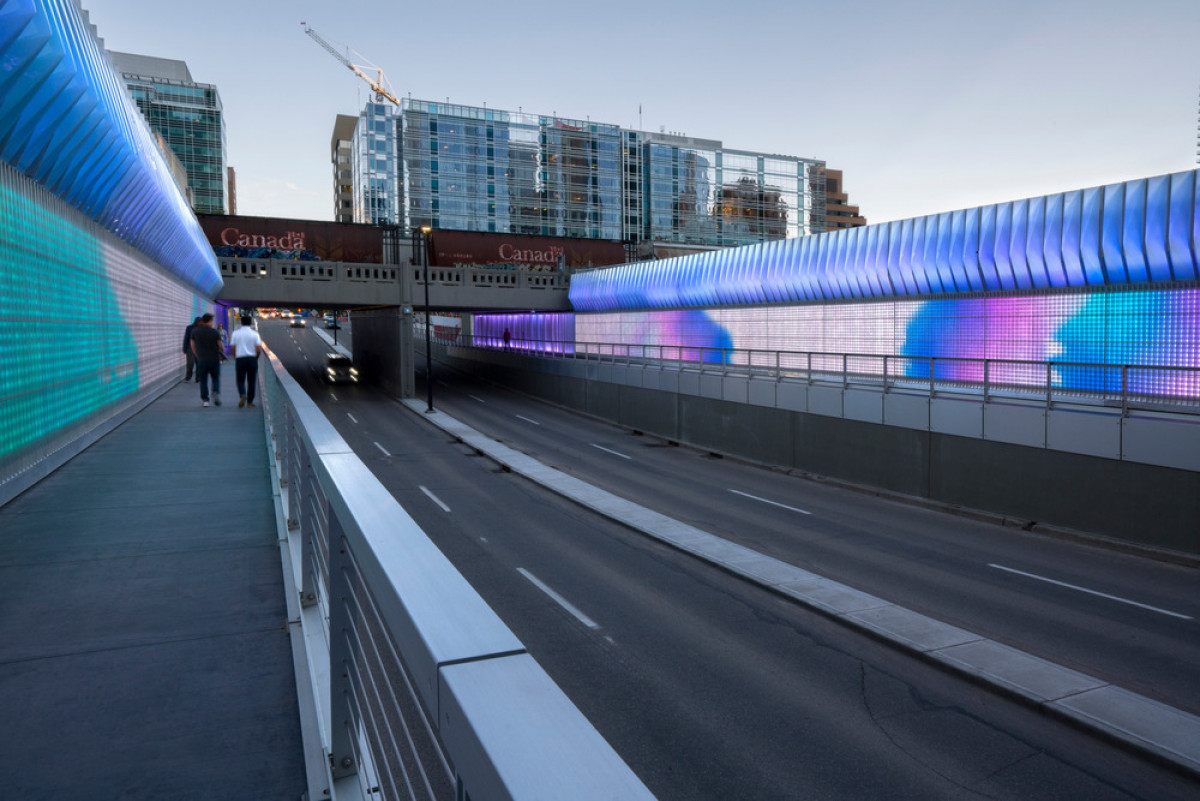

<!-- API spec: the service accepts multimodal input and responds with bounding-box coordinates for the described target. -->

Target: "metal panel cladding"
[569,170,1200,313]
[0,0,220,297]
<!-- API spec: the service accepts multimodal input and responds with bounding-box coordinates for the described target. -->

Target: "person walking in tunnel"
[190,313,223,407]
[229,314,263,408]
[182,316,201,382]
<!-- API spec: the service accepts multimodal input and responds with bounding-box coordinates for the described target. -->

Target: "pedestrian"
[503,327,511,349]
[190,312,223,407]
[229,314,264,408]
[182,316,201,382]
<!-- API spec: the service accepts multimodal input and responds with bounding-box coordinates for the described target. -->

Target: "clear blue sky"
[85,0,1200,225]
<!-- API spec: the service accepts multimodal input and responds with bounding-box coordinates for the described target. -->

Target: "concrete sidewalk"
[0,380,305,799]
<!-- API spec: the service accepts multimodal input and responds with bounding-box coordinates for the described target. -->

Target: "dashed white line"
[346,413,358,424]
[591,443,631,460]
[329,393,338,402]
[373,442,392,457]
[469,395,487,404]
[729,489,812,515]
[419,485,451,512]
[515,414,541,426]
[988,564,1192,620]
[517,568,598,629]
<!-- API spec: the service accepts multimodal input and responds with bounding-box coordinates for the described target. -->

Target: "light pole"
[418,226,433,412]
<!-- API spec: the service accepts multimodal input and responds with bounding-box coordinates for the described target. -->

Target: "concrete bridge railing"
[259,345,653,801]
[217,258,571,312]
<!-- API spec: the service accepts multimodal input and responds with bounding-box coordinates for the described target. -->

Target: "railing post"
[842,353,848,389]
[929,357,935,398]
[1121,364,1129,417]
[983,359,990,404]
[326,513,360,782]
[1046,362,1053,410]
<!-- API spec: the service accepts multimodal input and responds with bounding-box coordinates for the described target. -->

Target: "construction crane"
[302,23,400,106]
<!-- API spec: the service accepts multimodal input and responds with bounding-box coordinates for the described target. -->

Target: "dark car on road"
[323,353,358,384]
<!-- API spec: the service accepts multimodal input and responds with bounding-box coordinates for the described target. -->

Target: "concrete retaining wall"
[442,346,1200,555]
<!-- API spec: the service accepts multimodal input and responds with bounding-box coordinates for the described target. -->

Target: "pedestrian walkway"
[0,380,305,798]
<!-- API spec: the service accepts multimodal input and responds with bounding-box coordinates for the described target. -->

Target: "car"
[323,353,358,384]
[324,314,340,329]
[290,314,306,328]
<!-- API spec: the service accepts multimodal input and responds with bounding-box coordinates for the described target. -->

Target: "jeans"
[235,356,259,403]
[196,360,221,401]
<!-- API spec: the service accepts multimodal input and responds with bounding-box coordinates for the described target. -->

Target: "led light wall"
[569,170,1200,312]
[0,0,220,296]
[0,164,207,485]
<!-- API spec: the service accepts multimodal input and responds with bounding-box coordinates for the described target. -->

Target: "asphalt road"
[262,319,1199,800]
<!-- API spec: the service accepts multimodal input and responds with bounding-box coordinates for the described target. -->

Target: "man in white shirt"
[229,314,264,408]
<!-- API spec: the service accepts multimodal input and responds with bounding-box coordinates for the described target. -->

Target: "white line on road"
[419,485,451,512]
[988,564,1193,620]
[729,489,812,515]
[515,414,541,426]
[591,443,631,460]
[517,568,598,629]
[346,413,358,424]
[329,393,338,402]
[373,442,392,457]
[468,395,487,404]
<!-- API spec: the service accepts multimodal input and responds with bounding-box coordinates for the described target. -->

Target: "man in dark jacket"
[182,316,201,382]
[190,313,224,407]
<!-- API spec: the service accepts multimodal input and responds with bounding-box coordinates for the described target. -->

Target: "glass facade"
[353,103,401,226]
[349,99,825,246]
[122,69,228,215]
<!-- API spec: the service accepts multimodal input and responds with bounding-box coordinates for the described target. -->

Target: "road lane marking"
[373,442,392,457]
[988,564,1192,620]
[469,395,487,404]
[517,568,598,629]
[591,443,631,460]
[729,489,812,515]
[329,393,338,402]
[347,413,358,424]
[515,414,541,426]
[419,486,451,512]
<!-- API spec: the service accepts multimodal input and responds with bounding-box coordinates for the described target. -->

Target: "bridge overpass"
[216,256,572,312]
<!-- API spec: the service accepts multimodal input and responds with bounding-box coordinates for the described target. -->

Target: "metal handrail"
[260,345,654,801]
[447,332,1200,414]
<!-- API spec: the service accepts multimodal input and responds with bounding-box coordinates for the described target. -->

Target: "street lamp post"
[418,226,433,412]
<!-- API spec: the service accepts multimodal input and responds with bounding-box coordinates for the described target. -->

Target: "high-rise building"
[817,168,866,230]
[346,99,835,249]
[331,115,357,223]
[108,51,229,214]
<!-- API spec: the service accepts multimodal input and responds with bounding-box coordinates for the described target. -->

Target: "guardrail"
[453,334,1200,416]
[259,346,654,801]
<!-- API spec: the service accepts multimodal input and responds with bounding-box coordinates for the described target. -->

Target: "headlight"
[349,368,359,376]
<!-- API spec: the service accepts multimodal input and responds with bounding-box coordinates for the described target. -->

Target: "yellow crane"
[302,23,400,106]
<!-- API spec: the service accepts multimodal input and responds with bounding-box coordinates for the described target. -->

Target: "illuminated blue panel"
[1009,199,1032,289]
[993,202,1015,290]
[1025,196,1049,289]
[932,212,952,292]
[0,0,219,297]
[947,209,966,291]
[1042,192,1067,287]
[889,219,914,295]
[1122,178,1149,283]
[1082,186,1107,285]
[1144,174,1171,282]
[1099,182,1128,284]
[978,204,999,290]
[920,215,942,293]
[961,208,984,290]
[1061,190,1085,286]
[1168,170,1197,281]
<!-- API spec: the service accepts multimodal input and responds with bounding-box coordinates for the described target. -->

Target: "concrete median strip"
[403,399,1200,778]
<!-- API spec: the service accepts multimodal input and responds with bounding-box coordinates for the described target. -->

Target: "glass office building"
[109,52,228,215]
[348,99,827,247]
[353,103,402,226]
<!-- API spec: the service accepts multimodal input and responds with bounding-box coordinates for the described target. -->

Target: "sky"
[83,0,1200,226]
